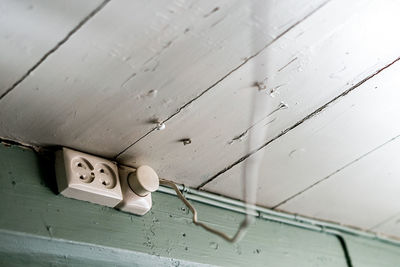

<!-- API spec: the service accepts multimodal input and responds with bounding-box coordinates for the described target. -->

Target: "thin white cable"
[160,2,271,243]
[160,179,251,243]
[159,91,268,243]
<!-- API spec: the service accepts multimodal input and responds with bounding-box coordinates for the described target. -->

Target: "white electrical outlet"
[116,165,159,216]
[55,147,123,207]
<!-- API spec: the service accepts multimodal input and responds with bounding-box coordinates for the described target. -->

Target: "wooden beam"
[0,143,363,266]
[0,229,205,267]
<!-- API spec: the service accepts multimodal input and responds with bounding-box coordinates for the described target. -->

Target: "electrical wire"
[159,181,354,266]
[159,179,252,243]
[159,2,272,243]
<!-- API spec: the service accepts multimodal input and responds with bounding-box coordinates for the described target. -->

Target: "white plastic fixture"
[55,147,123,207]
[116,165,159,215]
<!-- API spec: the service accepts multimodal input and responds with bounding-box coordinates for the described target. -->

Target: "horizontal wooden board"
[0,0,102,96]
[118,0,400,187]
[0,230,207,267]
[0,0,325,158]
[0,144,352,267]
[204,49,400,231]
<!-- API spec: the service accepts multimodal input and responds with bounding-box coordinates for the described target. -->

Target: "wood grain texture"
[0,0,326,158]
[0,0,102,96]
[0,230,208,267]
[117,0,400,187]
[0,144,351,266]
[203,41,400,231]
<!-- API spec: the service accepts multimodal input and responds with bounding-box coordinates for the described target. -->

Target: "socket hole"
[95,163,116,189]
[77,162,82,167]
[77,173,94,183]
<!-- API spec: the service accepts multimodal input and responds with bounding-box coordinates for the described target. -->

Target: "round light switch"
[128,165,159,196]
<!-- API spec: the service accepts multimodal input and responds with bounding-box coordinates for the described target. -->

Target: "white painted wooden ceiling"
[1,0,400,240]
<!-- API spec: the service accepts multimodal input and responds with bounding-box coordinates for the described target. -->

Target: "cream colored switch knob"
[128,165,159,196]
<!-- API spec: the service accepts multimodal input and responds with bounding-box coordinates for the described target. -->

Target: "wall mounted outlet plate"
[116,166,158,216]
[55,147,123,207]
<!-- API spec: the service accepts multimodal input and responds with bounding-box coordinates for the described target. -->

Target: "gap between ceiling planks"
[198,56,400,190]
[113,0,331,159]
[0,0,110,100]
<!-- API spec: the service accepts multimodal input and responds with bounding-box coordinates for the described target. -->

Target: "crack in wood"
[142,36,178,67]
[120,72,137,88]
[203,7,220,18]
[229,117,277,145]
[228,102,286,145]
[0,0,111,101]
[229,130,249,145]
[197,56,400,190]
[278,57,298,72]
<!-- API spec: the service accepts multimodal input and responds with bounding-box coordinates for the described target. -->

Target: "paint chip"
[180,138,192,146]
[255,81,267,91]
[204,7,220,18]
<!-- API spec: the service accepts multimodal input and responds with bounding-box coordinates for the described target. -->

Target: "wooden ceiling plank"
[0,0,103,97]
[118,0,400,187]
[0,0,325,157]
[204,53,400,232]
[277,134,400,231]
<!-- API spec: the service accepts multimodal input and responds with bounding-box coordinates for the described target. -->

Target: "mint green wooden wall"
[0,143,399,266]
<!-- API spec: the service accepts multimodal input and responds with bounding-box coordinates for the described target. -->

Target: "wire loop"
[160,179,253,243]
